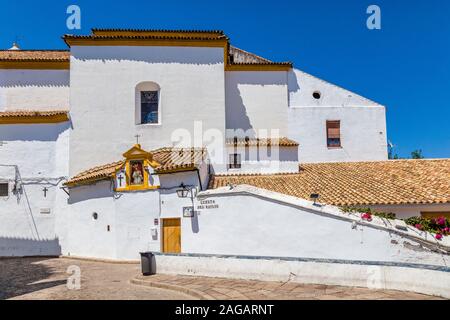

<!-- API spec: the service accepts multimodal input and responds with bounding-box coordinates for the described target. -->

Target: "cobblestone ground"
[134,274,443,300]
[0,257,194,300]
[0,257,443,300]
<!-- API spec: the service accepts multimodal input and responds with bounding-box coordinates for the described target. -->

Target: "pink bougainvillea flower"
[415,224,423,230]
[435,233,443,240]
[436,217,446,226]
[361,213,372,222]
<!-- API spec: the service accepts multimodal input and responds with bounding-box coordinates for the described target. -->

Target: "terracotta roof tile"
[209,159,450,206]
[152,147,207,173]
[66,161,124,187]
[65,147,207,187]
[226,137,299,147]
[0,50,70,61]
[229,46,273,64]
[0,110,69,124]
[0,110,69,117]
[91,28,225,37]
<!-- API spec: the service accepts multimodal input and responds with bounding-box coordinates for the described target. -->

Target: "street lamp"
[310,193,320,205]
[176,183,190,198]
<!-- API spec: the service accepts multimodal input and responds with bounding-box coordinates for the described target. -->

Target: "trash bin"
[140,252,155,276]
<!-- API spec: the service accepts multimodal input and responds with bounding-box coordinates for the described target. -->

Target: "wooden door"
[162,218,181,253]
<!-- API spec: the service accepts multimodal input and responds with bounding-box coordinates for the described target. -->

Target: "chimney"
[8,42,20,50]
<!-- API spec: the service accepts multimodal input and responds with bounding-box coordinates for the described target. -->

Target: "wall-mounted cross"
[43,187,49,198]
[117,174,124,187]
[134,134,141,144]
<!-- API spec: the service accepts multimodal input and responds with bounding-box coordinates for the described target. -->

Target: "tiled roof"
[63,30,228,47]
[0,110,69,124]
[229,46,272,64]
[227,46,292,69]
[152,147,208,173]
[0,50,70,61]
[209,159,450,206]
[66,161,124,187]
[91,28,225,37]
[65,147,207,187]
[226,137,299,147]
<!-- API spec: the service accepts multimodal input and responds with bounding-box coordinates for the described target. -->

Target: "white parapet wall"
[150,185,450,298]
[153,253,450,299]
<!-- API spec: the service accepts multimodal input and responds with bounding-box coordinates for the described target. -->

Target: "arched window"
[135,82,161,125]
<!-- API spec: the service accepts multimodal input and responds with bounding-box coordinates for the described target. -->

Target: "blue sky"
[1,0,449,158]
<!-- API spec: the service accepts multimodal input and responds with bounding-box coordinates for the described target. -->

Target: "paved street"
[0,257,193,300]
[133,273,442,300]
[0,257,443,300]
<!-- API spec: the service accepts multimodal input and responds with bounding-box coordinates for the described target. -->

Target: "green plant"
[404,216,450,237]
[340,206,396,220]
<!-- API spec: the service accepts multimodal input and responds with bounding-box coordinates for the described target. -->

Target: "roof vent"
[8,42,20,50]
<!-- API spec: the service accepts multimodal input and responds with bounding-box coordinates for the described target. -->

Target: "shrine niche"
[113,144,160,192]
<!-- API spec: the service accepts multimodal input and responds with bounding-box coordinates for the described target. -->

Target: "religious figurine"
[131,162,144,185]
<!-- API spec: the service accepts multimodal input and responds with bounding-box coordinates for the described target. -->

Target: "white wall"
[0,122,69,256]
[225,71,288,136]
[287,68,388,163]
[69,46,226,175]
[288,106,388,163]
[154,254,450,299]
[64,181,160,260]
[288,68,380,107]
[63,169,204,260]
[222,145,298,174]
[0,69,69,111]
[184,186,449,267]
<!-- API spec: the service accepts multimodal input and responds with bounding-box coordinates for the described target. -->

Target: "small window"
[141,91,159,124]
[0,183,8,197]
[228,153,241,169]
[313,91,321,99]
[326,120,341,148]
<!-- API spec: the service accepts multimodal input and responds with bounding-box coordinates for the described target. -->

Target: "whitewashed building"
[0,29,449,297]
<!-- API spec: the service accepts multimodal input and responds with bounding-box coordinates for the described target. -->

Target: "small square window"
[0,183,9,197]
[228,153,241,169]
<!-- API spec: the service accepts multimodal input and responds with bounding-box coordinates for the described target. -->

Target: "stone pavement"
[133,273,443,300]
[0,257,193,300]
[0,257,443,300]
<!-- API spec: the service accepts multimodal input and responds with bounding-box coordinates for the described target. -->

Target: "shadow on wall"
[0,256,66,300]
[0,73,69,87]
[67,181,114,205]
[287,69,301,102]
[0,236,61,258]
[72,46,224,65]
[226,71,295,136]
[225,76,254,135]
[0,122,71,142]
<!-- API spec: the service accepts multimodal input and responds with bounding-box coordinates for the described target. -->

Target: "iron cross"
[43,187,49,197]
[117,174,124,187]
[134,134,141,144]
